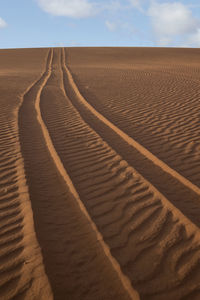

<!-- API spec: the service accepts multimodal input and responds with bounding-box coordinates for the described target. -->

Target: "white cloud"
[105,19,137,38]
[37,0,125,19]
[129,0,140,6]
[0,17,7,28]
[148,2,200,46]
[37,0,95,18]
[105,20,117,31]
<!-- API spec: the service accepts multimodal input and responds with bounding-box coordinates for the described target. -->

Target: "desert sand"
[0,47,200,300]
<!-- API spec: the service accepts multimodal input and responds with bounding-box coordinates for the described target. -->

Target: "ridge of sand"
[19,47,137,300]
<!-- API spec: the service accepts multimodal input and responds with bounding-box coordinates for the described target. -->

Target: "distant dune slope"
[0,48,52,299]
[67,47,200,188]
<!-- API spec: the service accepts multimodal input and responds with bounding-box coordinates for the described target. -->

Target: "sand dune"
[0,47,200,299]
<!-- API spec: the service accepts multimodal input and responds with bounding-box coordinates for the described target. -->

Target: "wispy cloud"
[105,20,117,31]
[129,0,144,12]
[0,17,7,28]
[105,19,138,40]
[103,0,124,11]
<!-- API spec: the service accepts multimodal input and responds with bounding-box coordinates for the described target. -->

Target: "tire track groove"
[0,49,53,300]
[19,47,134,300]
[38,47,200,299]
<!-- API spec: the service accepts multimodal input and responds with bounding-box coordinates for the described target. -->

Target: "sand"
[0,47,200,299]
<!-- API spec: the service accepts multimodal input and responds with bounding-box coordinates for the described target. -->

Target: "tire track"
[0,51,52,299]
[19,48,134,300]
[39,47,200,299]
[63,48,200,228]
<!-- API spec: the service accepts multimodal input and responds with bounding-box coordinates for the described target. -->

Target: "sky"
[0,0,200,48]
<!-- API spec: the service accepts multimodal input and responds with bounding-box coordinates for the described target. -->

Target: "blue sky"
[0,0,200,48]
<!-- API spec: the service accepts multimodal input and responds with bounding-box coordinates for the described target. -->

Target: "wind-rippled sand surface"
[0,47,200,299]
